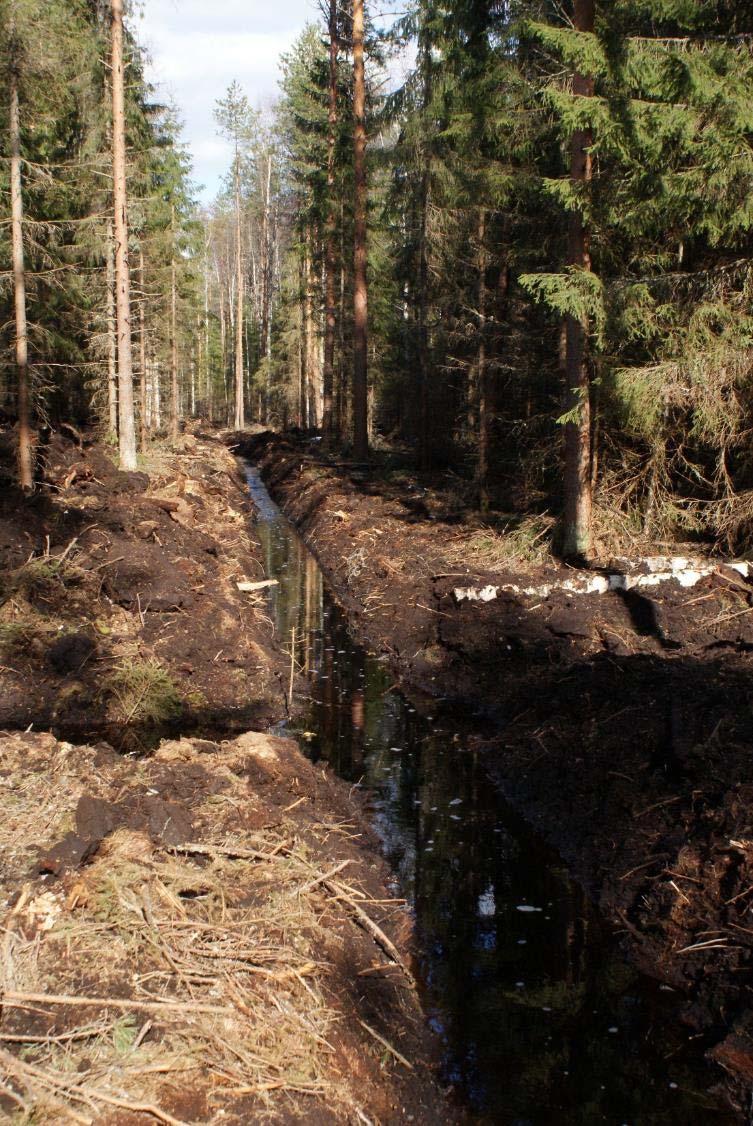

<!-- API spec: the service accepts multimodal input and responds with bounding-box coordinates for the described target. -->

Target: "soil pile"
[0,427,289,749]
[0,729,455,1124]
[242,430,753,1116]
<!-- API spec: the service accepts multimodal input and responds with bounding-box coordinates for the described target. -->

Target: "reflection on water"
[245,466,731,1125]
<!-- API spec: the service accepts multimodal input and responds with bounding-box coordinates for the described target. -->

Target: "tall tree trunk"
[322,0,339,439]
[9,46,32,490]
[417,173,430,470]
[138,247,148,450]
[153,361,161,430]
[106,221,118,436]
[170,251,179,443]
[111,0,137,470]
[476,210,489,512]
[260,154,273,423]
[561,0,595,559]
[233,153,245,429]
[305,233,319,427]
[352,0,369,460]
[204,244,211,421]
[219,281,226,416]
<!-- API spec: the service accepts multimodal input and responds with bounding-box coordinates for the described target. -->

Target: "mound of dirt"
[0,729,456,1124]
[0,427,289,749]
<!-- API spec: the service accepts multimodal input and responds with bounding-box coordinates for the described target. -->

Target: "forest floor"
[0,425,457,1125]
[243,429,753,1117]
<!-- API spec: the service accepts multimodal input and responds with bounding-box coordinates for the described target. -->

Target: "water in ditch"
[245,465,732,1125]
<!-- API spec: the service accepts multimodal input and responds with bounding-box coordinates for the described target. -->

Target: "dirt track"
[243,430,753,1116]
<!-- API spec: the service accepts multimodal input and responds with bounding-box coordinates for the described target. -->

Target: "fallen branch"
[358,1019,413,1070]
[294,860,352,897]
[168,842,284,864]
[322,879,416,989]
[1,990,233,1016]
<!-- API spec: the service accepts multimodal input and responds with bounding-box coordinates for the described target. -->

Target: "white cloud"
[138,0,318,201]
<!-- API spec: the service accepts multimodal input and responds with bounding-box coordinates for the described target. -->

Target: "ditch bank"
[242,429,753,1116]
[0,425,290,750]
[0,426,458,1124]
[0,729,455,1124]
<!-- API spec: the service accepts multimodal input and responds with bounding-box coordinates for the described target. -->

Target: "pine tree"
[352,0,369,460]
[215,82,257,430]
[110,0,137,470]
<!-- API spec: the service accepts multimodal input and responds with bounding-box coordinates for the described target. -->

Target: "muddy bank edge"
[241,428,753,1116]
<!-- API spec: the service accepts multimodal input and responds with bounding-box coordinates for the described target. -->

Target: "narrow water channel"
[245,465,732,1125]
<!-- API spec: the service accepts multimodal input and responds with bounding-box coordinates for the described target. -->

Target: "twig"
[669,880,690,905]
[169,842,284,864]
[725,883,753,906]
[615,908,648,945]
[0,1051,92,1124]
[358,1019,413,1070]
[618,857,664,880]
[675,938,730,954]
[1,990,233,1015]
[0,1024,108,1045]
[664,869,703,886]
[283,795,306,813]
[634,796,682,819]
[294,860,352,896]
[702,604,753,627]
[322,879,416,988]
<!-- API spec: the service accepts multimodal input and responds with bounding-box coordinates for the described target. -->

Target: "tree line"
[3,1,753,560]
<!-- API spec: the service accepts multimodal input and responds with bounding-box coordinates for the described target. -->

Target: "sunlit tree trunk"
[106,220,118,437]
[261,153,272,422]
[9,41,32,490]
[322,0,339,439]
[170,250,179,443]
[233,153,245,429]
[138,247,148,450]
[305,234,319,427]
[204,242,211,420]
[562,0,595,559]
[352,0,368,459]
[111,0,137,470]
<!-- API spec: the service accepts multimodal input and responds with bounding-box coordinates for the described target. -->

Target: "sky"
[138,0,319,204]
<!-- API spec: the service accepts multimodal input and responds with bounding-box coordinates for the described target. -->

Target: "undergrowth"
[447,514,556,570]
[105,659,182,726]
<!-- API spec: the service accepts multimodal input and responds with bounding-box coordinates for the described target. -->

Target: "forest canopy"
[3,0,753,559]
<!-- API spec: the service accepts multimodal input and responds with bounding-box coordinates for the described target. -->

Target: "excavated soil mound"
[0,730,456,1124]
[0,427,289,749]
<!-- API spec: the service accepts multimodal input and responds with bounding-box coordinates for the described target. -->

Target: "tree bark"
[305,233,319,427]
[322,0,339,439]
[561,0,595,560]
[476,210,489,512]
[106,220,118,436]
[352,0,369,460]
[9,47,33,490]
[417,172,430,470]
[170,249,179,443]
[110,0,137,471]
[138,247,148,450]
[233,152,245,429]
